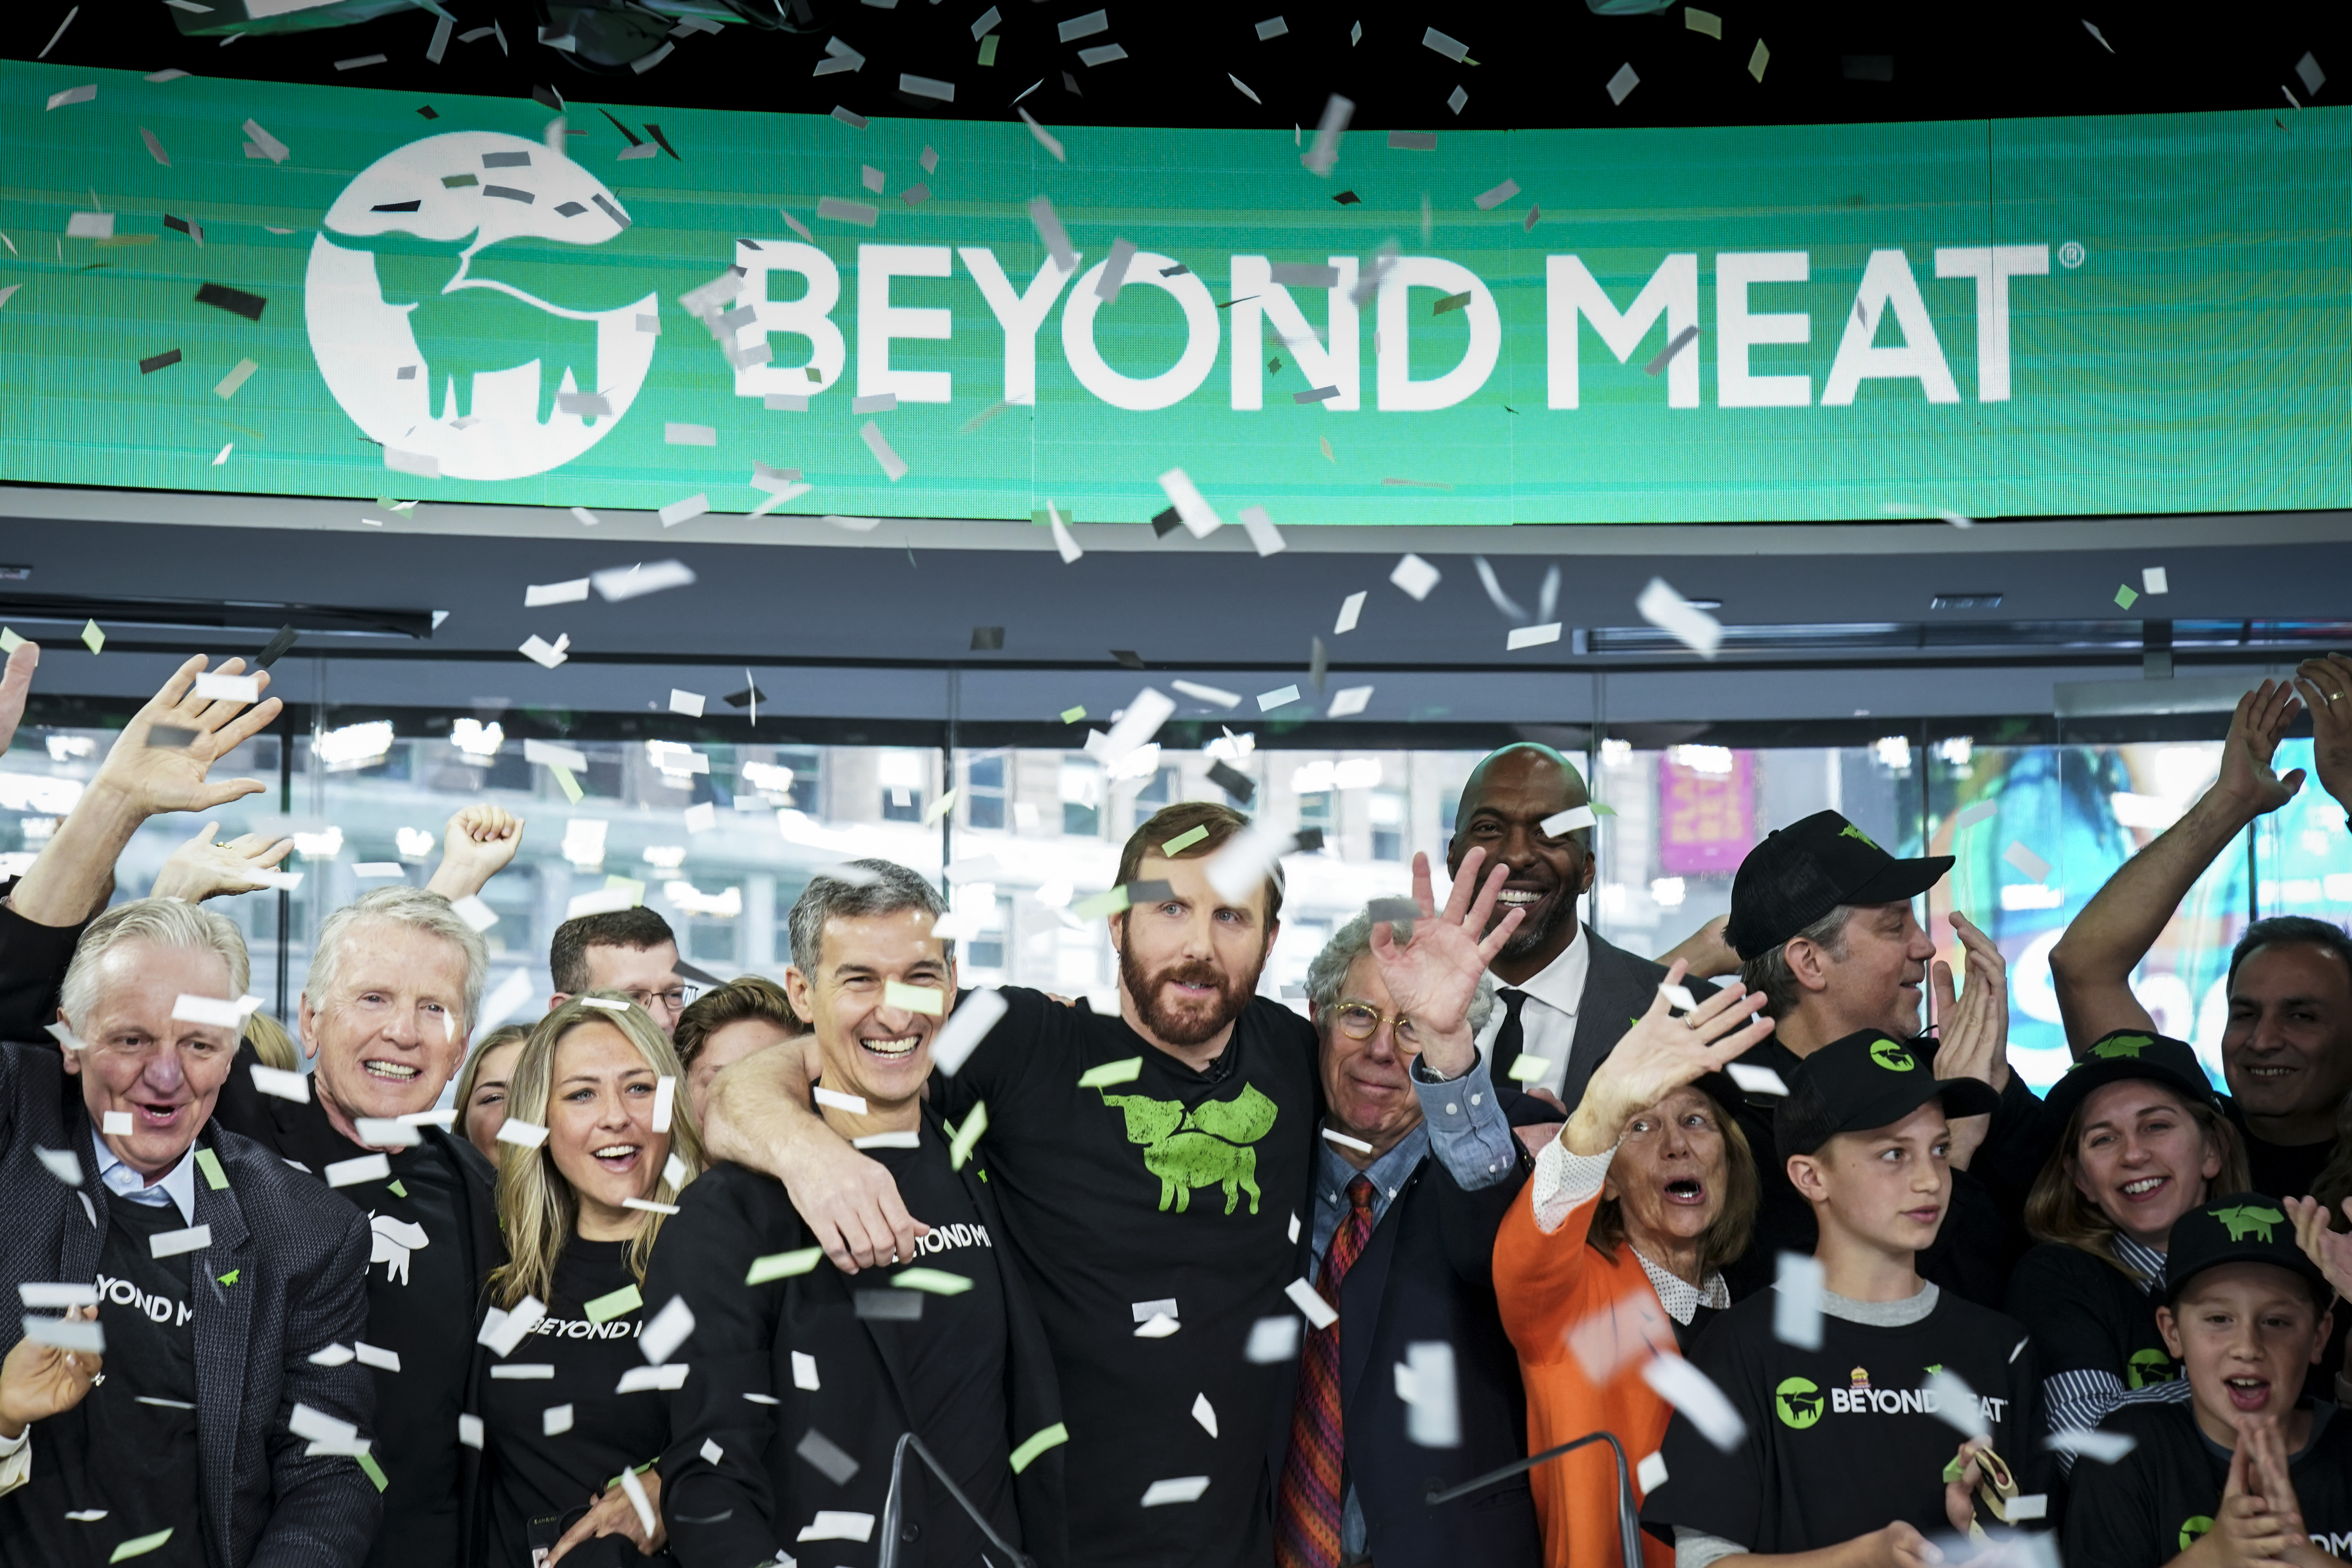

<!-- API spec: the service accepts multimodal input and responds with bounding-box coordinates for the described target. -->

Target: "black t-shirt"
[2231,1105,2336,1203]
[210,1070,483,1568]
[2004,1243,2177,1390]
[865,1134,1016,1564]
[1,1197,206,1568]
[932,987,1320,1568]
[2064,1400,2352,1568]
[483,1239,670,1568]
[1641,1288,2048,1553]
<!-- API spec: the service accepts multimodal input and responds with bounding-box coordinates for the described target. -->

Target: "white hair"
[61,897,250,1026]
[305,886,489,1032]
[1307,907,1497,1035]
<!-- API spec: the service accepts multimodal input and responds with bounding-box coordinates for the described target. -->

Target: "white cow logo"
[305,129,657,481]
[369,1214,430,1286]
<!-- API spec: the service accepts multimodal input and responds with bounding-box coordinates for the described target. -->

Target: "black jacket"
[651,1130,1070,1568]
[1493,930,1721,1116]
[1264,1148,1541,1568]
[0,1042,380,1568]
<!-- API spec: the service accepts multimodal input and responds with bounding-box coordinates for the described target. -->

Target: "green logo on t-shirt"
[1840,824,1882,851]
[1775,1376,1826,1429]
[2126,1349,2176,1389]
[1869,1039,1916,1072]
[1099,1083,1279,1216]
[2091,1034,2155,1060]
[2179,1517,2215,1552]
[2213,1204,2286,1243]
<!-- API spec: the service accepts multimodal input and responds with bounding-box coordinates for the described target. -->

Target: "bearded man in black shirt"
[705,805,1519,1568]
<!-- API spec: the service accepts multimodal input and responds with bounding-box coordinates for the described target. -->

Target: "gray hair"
[62,897,251,1026]
[1306,907,1496,1036]
[788,859,946,975]
[1739,904,1854,1020]
[305,885,490,1032]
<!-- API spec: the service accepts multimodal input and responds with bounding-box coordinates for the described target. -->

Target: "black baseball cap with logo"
[1725,810,1954,962]
[1774,1029,2002,1156]
[2163,1193,2332,1306]
[2041,1028,2224,1131]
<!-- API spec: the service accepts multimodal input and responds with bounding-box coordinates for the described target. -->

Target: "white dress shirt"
[1470,921,1593,1101]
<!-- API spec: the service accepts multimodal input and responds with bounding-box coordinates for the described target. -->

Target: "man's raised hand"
[2214,680,2305,820]
[0,641,39,760]
[2293,653,2352,815]
[427,803,525,901]
[1365,847,1522,1055]
[149,822,295,902]
[1931,913,2011,1094]
[94,654,283,819]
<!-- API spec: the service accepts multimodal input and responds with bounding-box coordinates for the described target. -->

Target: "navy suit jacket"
[1265,1148,1541,1568]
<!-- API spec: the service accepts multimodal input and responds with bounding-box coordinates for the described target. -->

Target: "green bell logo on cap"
[1868,1039,1915,1072]
[2212,1204,2285,1243]
[1839,823,1882,851]
[2092,1035,2154,1060]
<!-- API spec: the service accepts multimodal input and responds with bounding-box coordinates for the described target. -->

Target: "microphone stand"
[874,1431,1035,1568]
[1423,1429,1644,1568]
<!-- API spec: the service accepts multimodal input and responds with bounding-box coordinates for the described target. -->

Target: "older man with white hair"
[0,898,376,1568]
[209,886,501,1568]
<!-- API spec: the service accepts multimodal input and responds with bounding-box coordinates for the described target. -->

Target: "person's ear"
[2199,1132,2223,1185]
[2156,1304,2184,1360]
[297,993,323,1061]
[57,1012,82,1079]
[1574,838,1598,895]
[1108,910,1126,957]
[1784,938,1834,996]
[1787,1152,1829,1205]
[783,966,815,1025]
[2312,1307,2335,1365]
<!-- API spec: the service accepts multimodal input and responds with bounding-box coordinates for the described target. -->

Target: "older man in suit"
[1267,878,1542,1568]
[0,898,377,1568]
[1447,745,1715,1116]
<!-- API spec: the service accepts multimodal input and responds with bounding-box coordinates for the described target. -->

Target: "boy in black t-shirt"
[2065,1196,2350,1568]
[1643,1030,2049,1568]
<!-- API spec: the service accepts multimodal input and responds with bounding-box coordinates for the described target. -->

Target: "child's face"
[2158,1262,2332,1438]
[1792,1099,1953,1254]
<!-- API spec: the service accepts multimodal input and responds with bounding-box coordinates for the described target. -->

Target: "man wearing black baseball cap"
[2063,1194,2349,1568]
[1718,811,2045,1300]
[1642,1030,2048,1568]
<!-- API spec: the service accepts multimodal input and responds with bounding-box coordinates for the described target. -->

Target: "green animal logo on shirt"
[2179,1517,2215,1552]
[2212,1204,2286,1243]
[2090,1034,2155,1061]
[1869,1039,1916,1072]
[1098,1083,1279,1215]
[1774,1376,1826,1430]
[2126,1349,2176,1388]
[1840,824,1882,850]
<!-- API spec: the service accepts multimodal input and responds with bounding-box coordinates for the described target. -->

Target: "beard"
[1495,888,1575,960]
[1119,946,1264,1048]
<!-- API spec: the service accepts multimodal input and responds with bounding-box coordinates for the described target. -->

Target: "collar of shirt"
[1487,922,1591,1023]
[89,1124,200,1225]
[1309,1123,1430,1267]
[1627,1244,1731,1324]
[2111,1233,2168,1292]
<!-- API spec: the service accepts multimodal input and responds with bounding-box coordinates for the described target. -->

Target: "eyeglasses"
[1331,1002,1421,1052]
[622,986,700,1014]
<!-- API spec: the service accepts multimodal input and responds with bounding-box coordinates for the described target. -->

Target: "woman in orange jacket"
[1493,965,1771,1568]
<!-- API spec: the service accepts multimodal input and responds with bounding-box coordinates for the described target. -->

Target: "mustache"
[1152,960,1233,993]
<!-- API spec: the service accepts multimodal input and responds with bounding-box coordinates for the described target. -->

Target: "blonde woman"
[483,996,701,1568]
[455,1024,531,1163]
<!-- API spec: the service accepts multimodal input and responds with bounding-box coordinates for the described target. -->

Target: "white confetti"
[1642,1354,1746,1450]
[496,1118,549,1150]
[1637,578,1722,658]
[1334,591,1366,634]
[1727,1063,1790,1097]
[1284,1277,1337,1330]
[641,1294,695,1364]
[1246,1314,1301,1362]
[2047,1427,2136,1464]
[2003,840,2051,884]
[1772,1252,1824,1348]
[1142,1476,1211,1506]
[1398,1340,1460,1446]
[1924,1367,1989,1440]
[1389,554,1440,601]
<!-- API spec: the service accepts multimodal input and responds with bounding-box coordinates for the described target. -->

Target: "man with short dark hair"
[671,975,806,1127]
[1447,743,1714,1112]
[706,804,1516,1567]
[2052,674,2352,1201]
[549,907,690,1035]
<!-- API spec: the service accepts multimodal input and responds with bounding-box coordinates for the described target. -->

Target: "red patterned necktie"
[1275,1171,1377,1568]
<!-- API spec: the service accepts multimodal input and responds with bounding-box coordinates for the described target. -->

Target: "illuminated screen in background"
[0,60,2346,524]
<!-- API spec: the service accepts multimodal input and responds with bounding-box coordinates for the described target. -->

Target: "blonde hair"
[2024,1083,2249,1281]
[62,897,250,1025]
[489,995,703,1308]
[243,1010,300,1074]
[453,1024,531,1116]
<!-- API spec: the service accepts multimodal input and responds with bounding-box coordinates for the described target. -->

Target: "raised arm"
[702,1043,929,1273]
[424,803,524,901]
[2049,680,2303,1056]
[10,655,282,930]
[149,823,295,903]
[2294,654,2352,821]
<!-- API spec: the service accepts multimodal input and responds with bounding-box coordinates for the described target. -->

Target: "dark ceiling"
[22,0,2345,137]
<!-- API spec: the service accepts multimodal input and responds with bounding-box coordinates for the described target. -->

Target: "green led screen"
[2,60,2346,525]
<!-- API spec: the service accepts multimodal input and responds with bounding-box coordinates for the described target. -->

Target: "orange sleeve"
[1492,1172,1603,1365]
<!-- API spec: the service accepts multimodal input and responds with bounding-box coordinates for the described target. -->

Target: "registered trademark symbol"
[2058,241,2086,269]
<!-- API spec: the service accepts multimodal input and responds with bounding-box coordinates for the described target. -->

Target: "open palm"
[97,655,284,817]
[1366,848,1522,1041]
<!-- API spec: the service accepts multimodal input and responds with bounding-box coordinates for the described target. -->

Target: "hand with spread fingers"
[1365,847,1525,1078]
[546,1469,666,1563]
[1563,960,1774,1157]
[2282,1195,2352,1303]
[2214,679,2306,819]
[427,802,525,901]
[2293,653,2352,815]
[149,822,296,903]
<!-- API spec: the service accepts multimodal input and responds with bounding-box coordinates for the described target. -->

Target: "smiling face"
[1802,901,1937,1039]
[786,908,952,1114]
[2069,1079,2224,1249]
[1445,746,1593,971]
[1113,853,1275,1050]
[1314,957,1426,1162]
[462,1038,525,1164]
[59,940,238,1179]
[544,1020,669,1233]
[2159,1262,2332,1445]
[1605,1085,1731,1251]
[1793,1099,1954,1257]
[301,918,474,1132]
[687,1016,797,1128]
[576,940,689,1036]
[2223,943,2352,1131]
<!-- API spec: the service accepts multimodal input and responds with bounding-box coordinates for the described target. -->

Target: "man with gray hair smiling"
[0,897,377,1567]
[208,885,503,1568]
